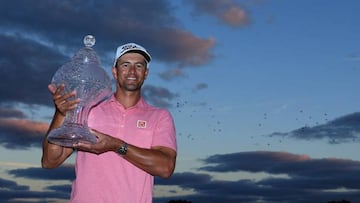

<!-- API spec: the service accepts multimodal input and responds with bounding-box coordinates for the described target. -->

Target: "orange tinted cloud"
[188,0,250,27]
[0,118,48,135]
[0,118,49,149]
[220,5,249,27]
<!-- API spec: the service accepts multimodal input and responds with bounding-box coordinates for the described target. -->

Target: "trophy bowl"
[47,35,112,147]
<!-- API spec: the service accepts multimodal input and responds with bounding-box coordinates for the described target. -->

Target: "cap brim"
[126,50,151,63]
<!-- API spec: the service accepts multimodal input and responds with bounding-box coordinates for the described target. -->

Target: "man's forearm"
[41,111,73,168]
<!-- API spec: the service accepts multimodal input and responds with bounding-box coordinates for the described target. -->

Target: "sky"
[0,0,360,202]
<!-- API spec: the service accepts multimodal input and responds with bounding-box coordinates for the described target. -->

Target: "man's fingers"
[53,90,79,104]
[48,84,56,94]
[62,91,77,100]
[54,84,65,95]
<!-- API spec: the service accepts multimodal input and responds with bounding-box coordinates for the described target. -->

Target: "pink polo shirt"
[69,95,177,203]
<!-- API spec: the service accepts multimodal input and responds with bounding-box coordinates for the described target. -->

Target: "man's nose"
[128,64,136,73]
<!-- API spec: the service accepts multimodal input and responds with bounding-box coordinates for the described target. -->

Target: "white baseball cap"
[113,43,151,66]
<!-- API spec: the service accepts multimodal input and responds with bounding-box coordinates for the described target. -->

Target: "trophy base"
[47,123,97,147]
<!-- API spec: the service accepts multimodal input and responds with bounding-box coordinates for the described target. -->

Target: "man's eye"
[121,64,129,68]
[136,64,145,69]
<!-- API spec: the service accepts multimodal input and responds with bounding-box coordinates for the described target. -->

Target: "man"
[42,43,177,203]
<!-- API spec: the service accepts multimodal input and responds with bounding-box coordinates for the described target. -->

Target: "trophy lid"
[83,35,96,48]
[51,35,109,83]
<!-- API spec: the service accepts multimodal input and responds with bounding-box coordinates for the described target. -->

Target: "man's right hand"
[48,84,81,116]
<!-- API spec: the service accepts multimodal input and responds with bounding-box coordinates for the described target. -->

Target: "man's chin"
[124,85,139,91]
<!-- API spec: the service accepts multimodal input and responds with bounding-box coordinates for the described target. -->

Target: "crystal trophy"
[47,35,112,147]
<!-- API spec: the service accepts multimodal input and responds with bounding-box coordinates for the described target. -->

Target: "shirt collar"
[108,94,147,109]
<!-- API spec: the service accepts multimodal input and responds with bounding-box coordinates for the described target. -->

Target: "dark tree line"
[328,200,351,203]
[166,199,351,203]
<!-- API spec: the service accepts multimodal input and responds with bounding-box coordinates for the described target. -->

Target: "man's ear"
[112,67,118,79]
[144,68,149,80]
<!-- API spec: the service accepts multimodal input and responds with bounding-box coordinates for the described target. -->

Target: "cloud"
[154,151,360,203]
[0,177,29,191]
[0,0,216,110]
[267,112,360,144]
[345,53,360,61]
[156,172,212,187]
[198,151,360,194]
[0,117,48,149]
[0,107,27,119]
[45,184,72,195]
[158,68,188,81]
[198,151,360,179]
[0,188,69,203]
[0,176,69,203]
[0,0,215,66]
[193,83,208,92]
[0,34,64,107]
[4,151,360,203]
[142,85,178,108]
[153,29,216,67]
[3,165,72,201]
[186,0,250,28]
[8,164,75,181]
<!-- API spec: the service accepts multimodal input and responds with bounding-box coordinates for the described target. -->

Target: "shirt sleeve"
[152,109,177,151]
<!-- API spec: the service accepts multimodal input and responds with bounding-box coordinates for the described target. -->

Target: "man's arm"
[42,111,74,168]
[73,131,176,178]
[123,144,177,178]
[41,84,80,169]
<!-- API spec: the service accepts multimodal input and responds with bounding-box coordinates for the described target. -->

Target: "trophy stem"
[64,105,88,125]
[47,105,97,147]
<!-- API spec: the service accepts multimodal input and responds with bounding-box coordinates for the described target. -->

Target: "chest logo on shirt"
[137,120,147,128]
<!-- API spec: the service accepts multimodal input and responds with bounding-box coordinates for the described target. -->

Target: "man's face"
[112,52,149,92]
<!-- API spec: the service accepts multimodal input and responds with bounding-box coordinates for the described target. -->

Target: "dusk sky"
[1,0,360,202]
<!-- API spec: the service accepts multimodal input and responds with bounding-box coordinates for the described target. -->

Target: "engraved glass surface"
[47,35,112,147]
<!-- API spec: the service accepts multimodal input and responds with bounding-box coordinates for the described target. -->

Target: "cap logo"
[121,44,140,52]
